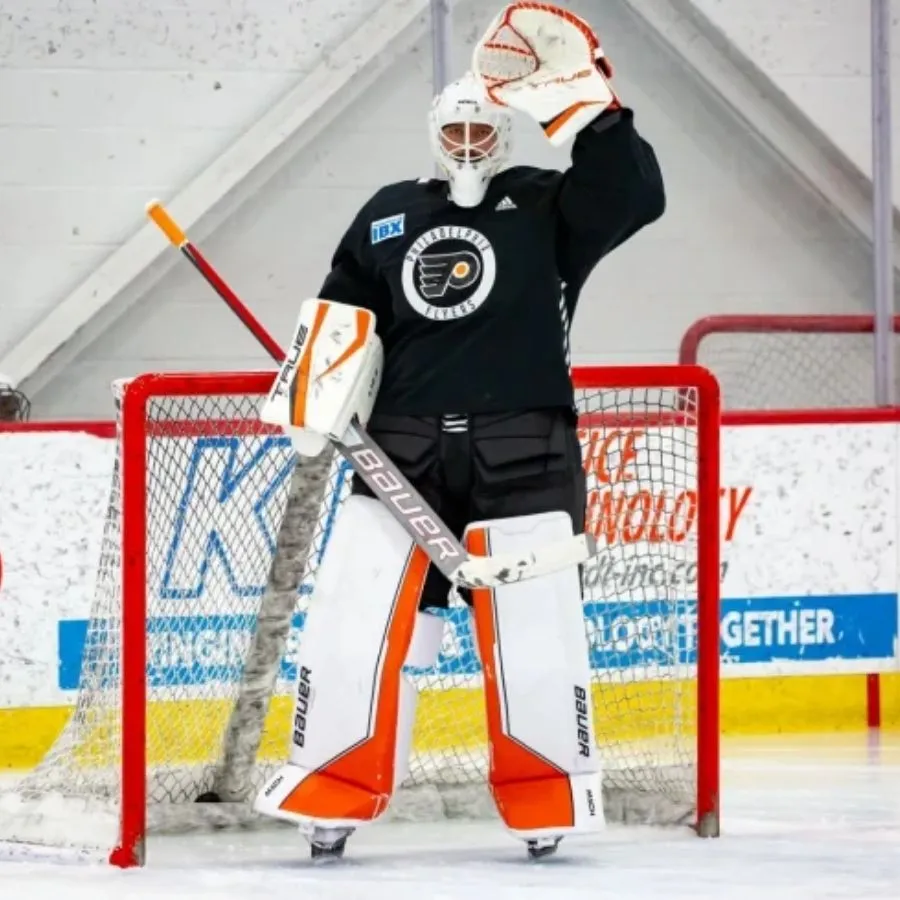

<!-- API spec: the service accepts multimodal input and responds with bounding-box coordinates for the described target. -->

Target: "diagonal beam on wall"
[620,0,900,272]
[0,0,432,395]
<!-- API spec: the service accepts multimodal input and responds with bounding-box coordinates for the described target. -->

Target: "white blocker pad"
[465,510,604,840]
[254,495,444,829]
[259,298,383,456]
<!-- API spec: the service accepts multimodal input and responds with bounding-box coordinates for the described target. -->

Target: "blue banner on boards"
[57,592,899,690]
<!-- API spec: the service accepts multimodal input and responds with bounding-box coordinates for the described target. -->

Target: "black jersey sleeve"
[554,108,665,295]
[318,200,393,333]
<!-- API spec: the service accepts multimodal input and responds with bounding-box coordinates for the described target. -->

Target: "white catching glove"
[472,2,620,146]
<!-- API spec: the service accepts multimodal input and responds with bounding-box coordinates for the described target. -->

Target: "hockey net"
[680,314,900,409]
[0,366,720,865]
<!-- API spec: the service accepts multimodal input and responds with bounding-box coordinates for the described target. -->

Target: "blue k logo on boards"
[158,436,295,600]
[370,214,405,244]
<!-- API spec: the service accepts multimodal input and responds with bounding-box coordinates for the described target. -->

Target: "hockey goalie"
[254,2,665,860]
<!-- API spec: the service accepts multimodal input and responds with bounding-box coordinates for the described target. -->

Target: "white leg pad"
[254,494,430,830]
[465,510,604,840]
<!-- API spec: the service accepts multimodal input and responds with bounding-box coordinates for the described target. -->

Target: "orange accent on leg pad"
[278,543,430,825]
[492,776,576,832]
[466,527,575,833]
[279,770,389,822]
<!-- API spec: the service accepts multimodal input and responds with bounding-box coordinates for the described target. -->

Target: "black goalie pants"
[352,408,586,611]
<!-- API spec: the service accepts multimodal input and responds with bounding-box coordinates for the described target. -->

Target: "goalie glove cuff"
[586,107,627,135]
[540,92,619,145]
[539,62,622,145]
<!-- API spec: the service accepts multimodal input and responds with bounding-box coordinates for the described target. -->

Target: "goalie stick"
[145,200,596,588]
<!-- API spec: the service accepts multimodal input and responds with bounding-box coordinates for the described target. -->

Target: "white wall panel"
[688,0,900,202]
[0,0,384,361]
[2,0,882,417]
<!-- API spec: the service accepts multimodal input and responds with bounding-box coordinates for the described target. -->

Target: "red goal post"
[679,314,900,409]
[0,364,721,866]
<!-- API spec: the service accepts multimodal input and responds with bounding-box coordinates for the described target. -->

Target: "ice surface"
[1,734,899,899]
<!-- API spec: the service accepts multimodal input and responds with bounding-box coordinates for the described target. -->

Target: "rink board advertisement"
[1,420,899,724]
[52,591,900,692]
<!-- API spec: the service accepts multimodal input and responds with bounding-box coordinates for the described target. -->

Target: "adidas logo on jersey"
[495,196,516,211]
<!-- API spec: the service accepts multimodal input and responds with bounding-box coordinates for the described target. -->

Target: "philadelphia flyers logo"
[401,226,497,321]
[417,251,481,299]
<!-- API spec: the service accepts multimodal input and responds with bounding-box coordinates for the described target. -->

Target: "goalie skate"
[308,826,354,862]
[526,836,563,860]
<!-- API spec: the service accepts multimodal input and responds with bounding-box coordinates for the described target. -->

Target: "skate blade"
[526,837,562,860]
[309,828,353,864]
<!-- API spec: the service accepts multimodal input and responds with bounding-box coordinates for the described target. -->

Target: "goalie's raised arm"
[555,107,665,285]
[472,2,665,290]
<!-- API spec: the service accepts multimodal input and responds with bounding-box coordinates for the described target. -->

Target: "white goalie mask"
[428,72,512,208]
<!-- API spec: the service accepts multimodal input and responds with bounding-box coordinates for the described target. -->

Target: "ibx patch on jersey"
[370,213,405,245]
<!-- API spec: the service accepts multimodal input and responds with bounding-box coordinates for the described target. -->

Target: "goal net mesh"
[0,378,705,851]
[681,316,900,409]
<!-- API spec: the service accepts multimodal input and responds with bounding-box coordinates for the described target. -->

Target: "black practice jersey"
[318,109,665,416]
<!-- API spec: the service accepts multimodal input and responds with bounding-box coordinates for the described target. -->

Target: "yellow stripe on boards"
[2,674,898,771]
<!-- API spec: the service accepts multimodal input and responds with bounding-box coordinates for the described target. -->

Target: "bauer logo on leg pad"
[370,214,405,244]
[293,665,312,748]
[574,685,591,758]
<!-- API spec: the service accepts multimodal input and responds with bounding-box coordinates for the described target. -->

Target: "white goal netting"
[0,370,718,859]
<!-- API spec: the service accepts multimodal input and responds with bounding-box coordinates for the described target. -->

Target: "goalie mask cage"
[0,365,721,866]
[679,314,900,409]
